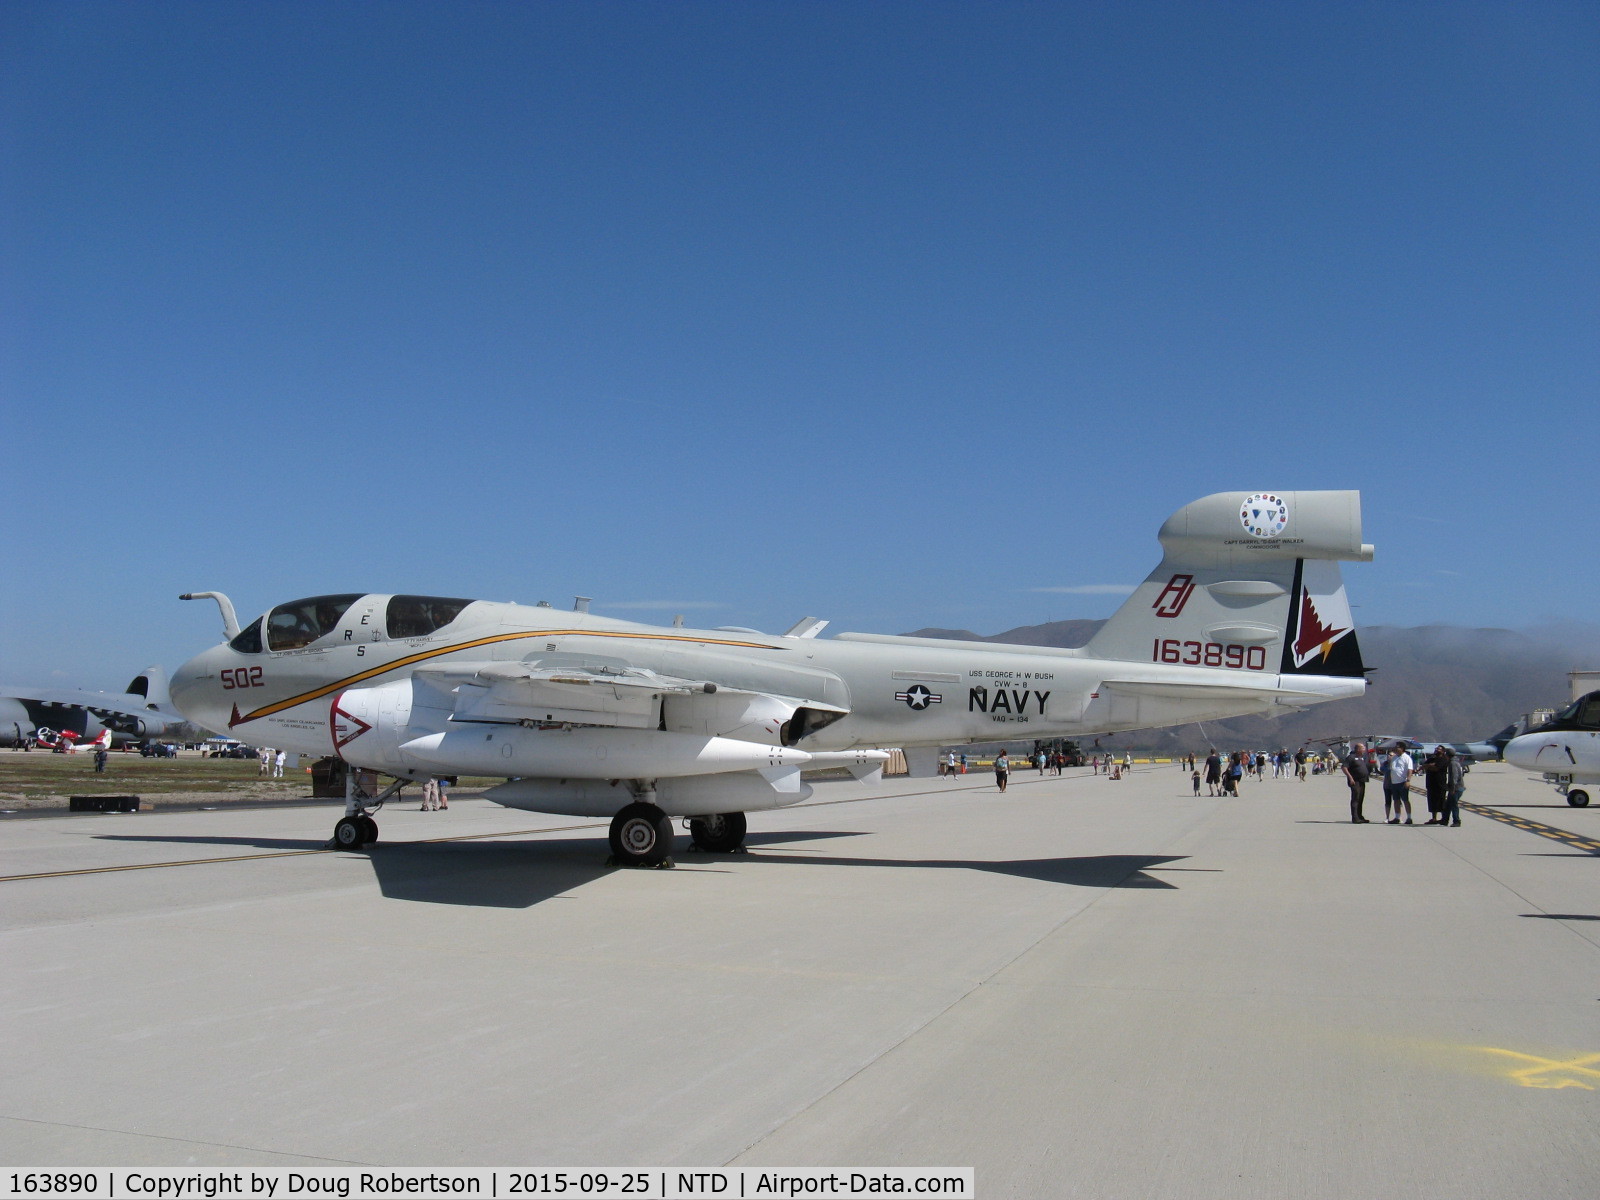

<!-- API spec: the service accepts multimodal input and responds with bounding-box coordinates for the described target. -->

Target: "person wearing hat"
[1442,748,1465,827]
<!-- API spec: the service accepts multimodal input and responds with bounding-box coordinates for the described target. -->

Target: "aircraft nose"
[1502,734,1542,772]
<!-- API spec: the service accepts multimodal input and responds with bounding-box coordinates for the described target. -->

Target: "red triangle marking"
[330,703,372,751]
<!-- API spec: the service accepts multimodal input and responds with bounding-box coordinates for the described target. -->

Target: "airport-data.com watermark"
[3,1171,974,1200]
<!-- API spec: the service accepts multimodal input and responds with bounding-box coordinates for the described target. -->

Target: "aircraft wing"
[0,683,193,739]
[1084,675,1363,730]
[412,662,843,738]
[2,683,140,710]
[0,683,168,723]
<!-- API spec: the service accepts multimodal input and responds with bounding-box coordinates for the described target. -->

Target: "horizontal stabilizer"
[1100,679,1295,703]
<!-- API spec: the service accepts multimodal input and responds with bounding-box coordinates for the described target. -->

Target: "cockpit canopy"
[386,595,474,639]
[266,594,365,651]
[1549,691,1600,732]
[227,593,477,653]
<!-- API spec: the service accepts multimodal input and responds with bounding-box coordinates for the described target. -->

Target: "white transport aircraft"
[1503,691,1600,807]
[172,490,1374,865]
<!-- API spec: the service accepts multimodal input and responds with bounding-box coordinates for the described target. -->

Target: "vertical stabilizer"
[1083,491,1371,679]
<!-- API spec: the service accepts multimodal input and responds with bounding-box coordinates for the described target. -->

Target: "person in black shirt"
[1419,747,1449,824]
[1342,742,1371,823]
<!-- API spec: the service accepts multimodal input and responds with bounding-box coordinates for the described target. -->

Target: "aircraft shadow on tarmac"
[96,830,1192,908]
[737,848,1190,890]
[100,833,333,852]
[1520,913,1600,921]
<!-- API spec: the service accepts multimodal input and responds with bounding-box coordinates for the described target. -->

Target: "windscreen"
[267,595,364,651]
[229,618,264,654]
[1559,692,1600,730]
[386,595,475,639]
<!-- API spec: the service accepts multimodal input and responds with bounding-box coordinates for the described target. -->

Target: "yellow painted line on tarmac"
[0,821,609,884]
[1459,801,1600,855]
[1474,1047,1600,1090]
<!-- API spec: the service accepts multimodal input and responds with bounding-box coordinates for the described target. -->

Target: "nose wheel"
[1568,788,1590,808]
[328,772,407,849]
[608,802,675,868]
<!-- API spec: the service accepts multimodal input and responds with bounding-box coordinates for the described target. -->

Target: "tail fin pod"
[126,666,171,708]
[1084,491,1373,678]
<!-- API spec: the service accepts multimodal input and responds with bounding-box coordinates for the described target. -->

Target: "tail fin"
[1084,491,1372,679]
[126,666,171,708]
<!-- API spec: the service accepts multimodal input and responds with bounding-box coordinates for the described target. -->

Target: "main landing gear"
[608,801,676,868]
[605,805,750,866]
[688,811,748,854]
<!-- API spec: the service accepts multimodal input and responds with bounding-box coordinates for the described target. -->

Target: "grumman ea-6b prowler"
[172,491,1374,866]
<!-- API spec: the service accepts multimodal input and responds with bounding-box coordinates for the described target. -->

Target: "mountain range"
[902,621,1594,753]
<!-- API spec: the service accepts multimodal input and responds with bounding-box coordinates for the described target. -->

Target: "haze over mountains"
[903,621,1597,753]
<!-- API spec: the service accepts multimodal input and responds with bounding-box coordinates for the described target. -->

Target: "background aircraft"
[1312,725,1515,764]
[1503,691,1600,807]
[34,727,113,753]
[173,490,1375,863]
[0,667,199,748]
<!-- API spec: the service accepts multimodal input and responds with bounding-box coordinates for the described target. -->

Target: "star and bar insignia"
[895,684,942,711]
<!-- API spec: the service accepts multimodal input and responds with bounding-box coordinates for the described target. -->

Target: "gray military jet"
[172,490,1374,864]
[1315,726,1515,765]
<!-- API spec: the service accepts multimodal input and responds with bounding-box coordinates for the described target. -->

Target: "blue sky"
[3,1,1596,688]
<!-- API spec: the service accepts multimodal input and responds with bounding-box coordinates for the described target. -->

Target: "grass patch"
[0,751,501,807]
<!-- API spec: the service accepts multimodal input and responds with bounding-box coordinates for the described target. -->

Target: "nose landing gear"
[334,814,379,848]
[326,773,406,850]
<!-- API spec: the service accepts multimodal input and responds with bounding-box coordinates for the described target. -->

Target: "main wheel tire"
[334,816,368,849]
[1568,789,1591,808]
[359,816,379,843]
[689,811,748,853]
[609,802,674,867]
